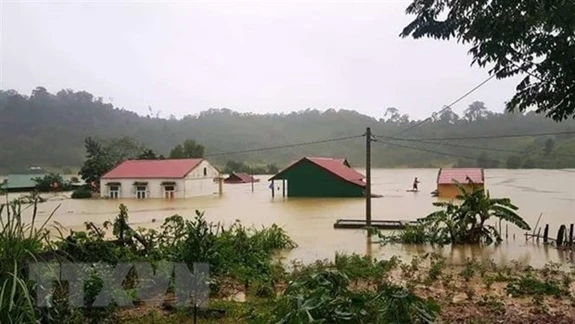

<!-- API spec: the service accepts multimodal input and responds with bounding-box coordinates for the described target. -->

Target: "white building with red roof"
[99,158,220,199]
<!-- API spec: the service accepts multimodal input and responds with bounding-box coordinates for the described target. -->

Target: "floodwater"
[4,169,575,268]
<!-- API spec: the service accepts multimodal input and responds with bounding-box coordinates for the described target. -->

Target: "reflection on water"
[5,169,575,268]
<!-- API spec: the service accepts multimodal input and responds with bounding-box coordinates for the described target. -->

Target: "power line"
[375,135,575,158]
[373,140,478,160]
[372,139,495,162]
[204,134,365,157]
[374,130,575,141]
[391,71,499,137]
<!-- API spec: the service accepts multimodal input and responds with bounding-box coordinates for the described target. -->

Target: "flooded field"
[4,168,575,268]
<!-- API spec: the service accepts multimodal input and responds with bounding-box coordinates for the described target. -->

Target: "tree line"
[2,87,575,174]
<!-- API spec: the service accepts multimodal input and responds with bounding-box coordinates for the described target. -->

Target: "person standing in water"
[413,177,420,191]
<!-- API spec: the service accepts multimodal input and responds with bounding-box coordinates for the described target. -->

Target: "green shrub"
[71,187,92,199]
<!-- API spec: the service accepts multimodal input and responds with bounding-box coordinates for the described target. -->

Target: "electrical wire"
[372,139,496,162]
[390,71,499,137]
[374,130,575,141]
[204,134,365,157]
[373,135,575,158]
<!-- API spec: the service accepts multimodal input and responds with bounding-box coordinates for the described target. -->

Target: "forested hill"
[2,87,575,173]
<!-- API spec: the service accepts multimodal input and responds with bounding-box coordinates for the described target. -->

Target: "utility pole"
[251,165,254,192]
[365,127,372,232]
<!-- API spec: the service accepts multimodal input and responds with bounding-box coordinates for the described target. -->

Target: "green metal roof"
[5,174,46,189]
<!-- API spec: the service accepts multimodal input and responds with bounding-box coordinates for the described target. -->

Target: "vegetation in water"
[1,198,574,323]
[32,173,75,192]
[71,187,92,199]
[375,183,531,245]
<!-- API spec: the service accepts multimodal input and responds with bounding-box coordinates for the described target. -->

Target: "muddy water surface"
[6,168,575,268]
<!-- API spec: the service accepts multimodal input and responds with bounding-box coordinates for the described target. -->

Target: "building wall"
[437,183,485,198]
[99,178,186,199]
[276,160,364,197]
[99,160,221,199]
[183,160,220,198]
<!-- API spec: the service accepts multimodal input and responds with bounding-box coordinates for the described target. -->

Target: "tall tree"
[104,136,146,163]
[464,101,489,122]
[138,149,158,160]
[400,0,575,121]
[79,137,112,191]
[169,140,205,159]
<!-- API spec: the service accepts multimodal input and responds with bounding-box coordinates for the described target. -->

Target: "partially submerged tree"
[79,137,113,191]
[425,182,530,244]
[377,182,531,245]
[32,173,70,192]
[401,0,575,121]
[79,136,157,190]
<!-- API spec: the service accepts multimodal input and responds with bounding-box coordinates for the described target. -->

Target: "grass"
[1,199,575,323]
[0,198,59,323]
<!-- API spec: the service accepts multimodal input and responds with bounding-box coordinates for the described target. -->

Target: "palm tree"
[423,181,531,244]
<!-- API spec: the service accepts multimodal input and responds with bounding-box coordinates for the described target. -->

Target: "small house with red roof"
[268,157,365,197]
[99,158,220,199]
[436,168,485,198]
[224,172,260,184]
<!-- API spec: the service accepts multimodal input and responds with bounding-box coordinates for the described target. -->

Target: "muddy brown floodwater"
[5,168,575,268]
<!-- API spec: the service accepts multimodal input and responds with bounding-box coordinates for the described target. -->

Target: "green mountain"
[2,87,575,173]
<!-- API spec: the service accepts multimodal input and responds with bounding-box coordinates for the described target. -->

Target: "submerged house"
[224,172,259,184]
[99,158,220,199]
[436,168,485,198]
[3,174,45,193]
[268,157,365,198]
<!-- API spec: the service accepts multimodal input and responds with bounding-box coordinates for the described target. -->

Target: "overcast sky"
[1,0,520,120]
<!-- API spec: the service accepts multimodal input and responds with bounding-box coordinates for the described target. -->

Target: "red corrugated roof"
[101,159,204,179]
[270,157,365,187]
[225,172,257,183]
[437,168,484,184]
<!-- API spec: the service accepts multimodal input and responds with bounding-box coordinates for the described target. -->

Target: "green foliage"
[400,0,575,121]
[78,137,154,191]
[169,139,205,159]
[377,182,531,245]
[544,138,555,155]
[2,89,575,173]
[223,160,279,174]
[476,152,499,168]
[506,275,568,297]
[271,269,439,323]
[32,172,72,192]
[137,149,158,160]
[0,199,58,323]
[71,187,92,199]
[0,90,575,172]
[506,155,522,169]
[78,137,113,190]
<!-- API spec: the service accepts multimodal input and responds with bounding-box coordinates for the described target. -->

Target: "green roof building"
[3,174,45,193]
[268,157,366,198]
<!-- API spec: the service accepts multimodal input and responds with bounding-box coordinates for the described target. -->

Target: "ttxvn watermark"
[29,262,209,308]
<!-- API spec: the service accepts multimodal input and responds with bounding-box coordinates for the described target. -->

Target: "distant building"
[224,172,260,184]
[268,157,365,198]
[436,168,485,198]
[99,159,220,199]
[3,174,46,193]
